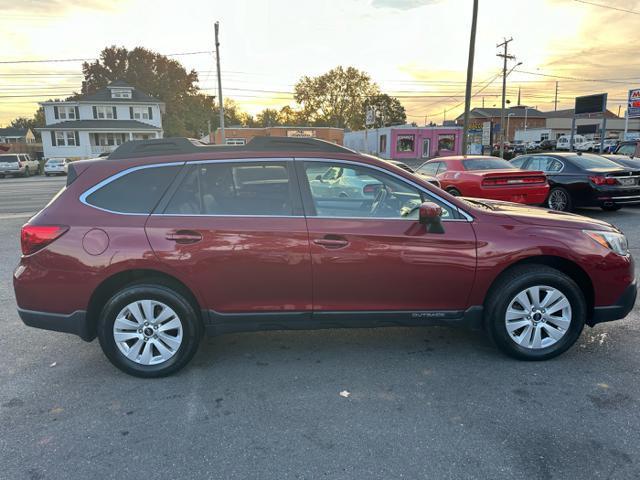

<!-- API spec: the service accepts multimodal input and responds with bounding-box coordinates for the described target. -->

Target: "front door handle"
[313,235,349,249]
[166,230,203,244]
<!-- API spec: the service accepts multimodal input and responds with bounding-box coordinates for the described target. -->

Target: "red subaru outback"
[14,137,636,377]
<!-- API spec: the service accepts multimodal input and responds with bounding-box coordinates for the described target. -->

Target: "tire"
[547,187,572,211]
[447,187,462,196]
[601,204,622,212]
[485,265,586,361]
[97,283,202,377]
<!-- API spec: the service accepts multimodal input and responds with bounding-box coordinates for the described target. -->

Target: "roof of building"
[456,106,546,120]
[81,80,160,103]
[0,127,29,137]
[106,79,134,88]
[38,120,162,131]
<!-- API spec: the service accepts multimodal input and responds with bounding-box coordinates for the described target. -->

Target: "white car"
[556,135,588,151]
[44,158,70,176]
[0,153,40,178]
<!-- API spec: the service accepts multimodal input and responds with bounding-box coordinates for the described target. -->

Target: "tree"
[278,106,306,126]
[364,94,407,128]
[81,46,212,137]
[294,66,380,130]
[256,108,281,127]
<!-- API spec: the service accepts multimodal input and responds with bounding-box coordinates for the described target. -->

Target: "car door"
[145,159,313,316]
[297,158,477,314]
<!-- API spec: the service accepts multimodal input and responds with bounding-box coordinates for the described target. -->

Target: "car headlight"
[584,230,628,256]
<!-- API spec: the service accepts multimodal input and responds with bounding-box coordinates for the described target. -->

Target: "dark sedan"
[511,152,640,211]
[603,154,640,170]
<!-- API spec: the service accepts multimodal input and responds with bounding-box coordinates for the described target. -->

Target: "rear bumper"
[18,308,93,341]
[589,280,637,326]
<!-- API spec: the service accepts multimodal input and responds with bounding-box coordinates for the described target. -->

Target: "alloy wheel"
[113,299,183,365]
[505,285,572,349]
[548,190,568,211]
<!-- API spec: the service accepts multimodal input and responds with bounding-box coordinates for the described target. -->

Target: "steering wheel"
[370,186,389,216]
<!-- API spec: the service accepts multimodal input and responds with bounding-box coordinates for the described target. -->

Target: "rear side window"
[164,161,294,216]
[85,165,181,214]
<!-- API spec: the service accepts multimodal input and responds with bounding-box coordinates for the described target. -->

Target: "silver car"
[0,153,40,178]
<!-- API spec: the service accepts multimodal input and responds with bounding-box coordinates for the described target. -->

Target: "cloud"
[0,0,125,14]
[371,0,441,10]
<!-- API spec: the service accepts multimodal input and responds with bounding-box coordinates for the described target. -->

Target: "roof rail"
[107,136,353,159]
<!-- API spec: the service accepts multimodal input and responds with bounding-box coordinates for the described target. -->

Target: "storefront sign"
[286,129,316,138]
[482,121,491,146]
[629,88,640,118]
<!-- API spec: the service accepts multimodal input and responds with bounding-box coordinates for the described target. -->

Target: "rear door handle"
[313,235,349,249]
[166,230,203,244]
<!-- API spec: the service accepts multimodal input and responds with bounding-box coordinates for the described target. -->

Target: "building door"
[422,138,431,159]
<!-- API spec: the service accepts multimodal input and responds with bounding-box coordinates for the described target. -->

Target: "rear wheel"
[485,265,586,360]
[447,187,462,196]
[97,283,202,377]
[547,187,572,211]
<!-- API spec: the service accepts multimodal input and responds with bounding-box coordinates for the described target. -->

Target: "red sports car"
[415,155,549,205]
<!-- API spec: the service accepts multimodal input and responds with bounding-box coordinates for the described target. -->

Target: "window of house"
[165,162,293,216]
[132,107,151,120]
[54,131,77,146]
[303,161,456,220]
[111,89,132,99]
[438,134,455,151]
[57,106,77,120]
[379,134,387,153]
[95,106,116,119]
[95,133,127,146]
[396,135,415,153]
[85,165,181,214]
[225,138,246,145]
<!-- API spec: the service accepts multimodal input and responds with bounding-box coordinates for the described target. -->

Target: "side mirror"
[419,201,445,234]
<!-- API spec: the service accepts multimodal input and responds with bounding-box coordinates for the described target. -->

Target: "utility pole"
[497,37,514,158]
[554,81,559,111]
[214,21,225,145]
[461,0,479,156]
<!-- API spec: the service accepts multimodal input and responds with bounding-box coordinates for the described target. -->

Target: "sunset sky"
[1,0,638,126]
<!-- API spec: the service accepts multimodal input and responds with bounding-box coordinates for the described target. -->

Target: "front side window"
[85,165,181,214]
[165,162,293,216]
[304,161,455,220]
[438,134,455,151]
[617,144,636,156]
[396,135,415,153]
[416,162,439,176]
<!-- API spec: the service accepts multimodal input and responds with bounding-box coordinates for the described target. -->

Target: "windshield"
[0,155,19,163]
[568,153,622,169]
[462,158,516,171]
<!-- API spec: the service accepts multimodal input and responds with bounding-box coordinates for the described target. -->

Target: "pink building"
[344,125,463,164]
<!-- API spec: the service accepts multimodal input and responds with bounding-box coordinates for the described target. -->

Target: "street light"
[506,112,515,148]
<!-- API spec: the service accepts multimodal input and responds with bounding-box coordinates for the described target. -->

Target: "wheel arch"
[86,269,204,341]
[484,255,595,324]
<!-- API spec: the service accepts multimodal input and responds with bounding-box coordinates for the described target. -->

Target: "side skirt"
[204,306,484,336]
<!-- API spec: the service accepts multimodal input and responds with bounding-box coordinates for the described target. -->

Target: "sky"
[0,0,639,126]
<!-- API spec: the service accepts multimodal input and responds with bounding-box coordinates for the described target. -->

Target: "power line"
[0,51,214,65]
[574,0,640,15]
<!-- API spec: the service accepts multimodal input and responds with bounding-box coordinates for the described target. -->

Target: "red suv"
[13,137,636,377]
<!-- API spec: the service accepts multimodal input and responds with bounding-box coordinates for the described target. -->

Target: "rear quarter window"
[84,165,181,214]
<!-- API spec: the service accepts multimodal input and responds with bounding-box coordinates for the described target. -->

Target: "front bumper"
[590,280,637,326]
[18,308,93,341]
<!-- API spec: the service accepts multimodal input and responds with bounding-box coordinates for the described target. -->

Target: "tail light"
[482,176,546,186]
[20,225,68,255]
[589,176,618,186]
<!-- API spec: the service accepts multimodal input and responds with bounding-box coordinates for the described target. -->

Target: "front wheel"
[447,187,462,196]
[97,283,202,377]
[547,187,572,211]
[485,265,586,360]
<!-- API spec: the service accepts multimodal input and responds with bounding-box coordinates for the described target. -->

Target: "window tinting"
[165,162,293,216]
[304,161,455,220]
[85,165,181,214]
[462,158,515,171]
[568,153,622,169]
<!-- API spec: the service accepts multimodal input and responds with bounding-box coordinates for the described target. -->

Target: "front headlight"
[584,230,629,256]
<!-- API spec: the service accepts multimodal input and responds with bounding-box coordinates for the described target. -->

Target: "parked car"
[392,161,442,188]
[615,140,640,158]
[44,158,70,176]
[602,139,619,154]
[511,152,640,211]
[0,153,40,178]
[556,135,588,151]
[539,139,557,151]
[526,141,540,150]
[576,139,598,152]
[602,154,640,170]
[14,137,636,377]
[419,155,548,205]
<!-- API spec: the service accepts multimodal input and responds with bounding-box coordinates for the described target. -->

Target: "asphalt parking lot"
[1,176,640,479]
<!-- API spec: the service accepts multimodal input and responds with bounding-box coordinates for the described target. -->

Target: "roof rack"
[107,136,354,159]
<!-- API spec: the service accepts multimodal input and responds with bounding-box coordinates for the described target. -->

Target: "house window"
[225,138,246,145]
[95,133,127,146]
[379,134,387,153]
[438,134,455,151]
[396,134,415,153]
[58,106,76,120]
[95,106,116,119]
[111,89,132,99]
[132,107,150,120]
[55,131,77,146]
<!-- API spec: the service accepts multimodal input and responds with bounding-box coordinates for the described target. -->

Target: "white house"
[38,79,164,159]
